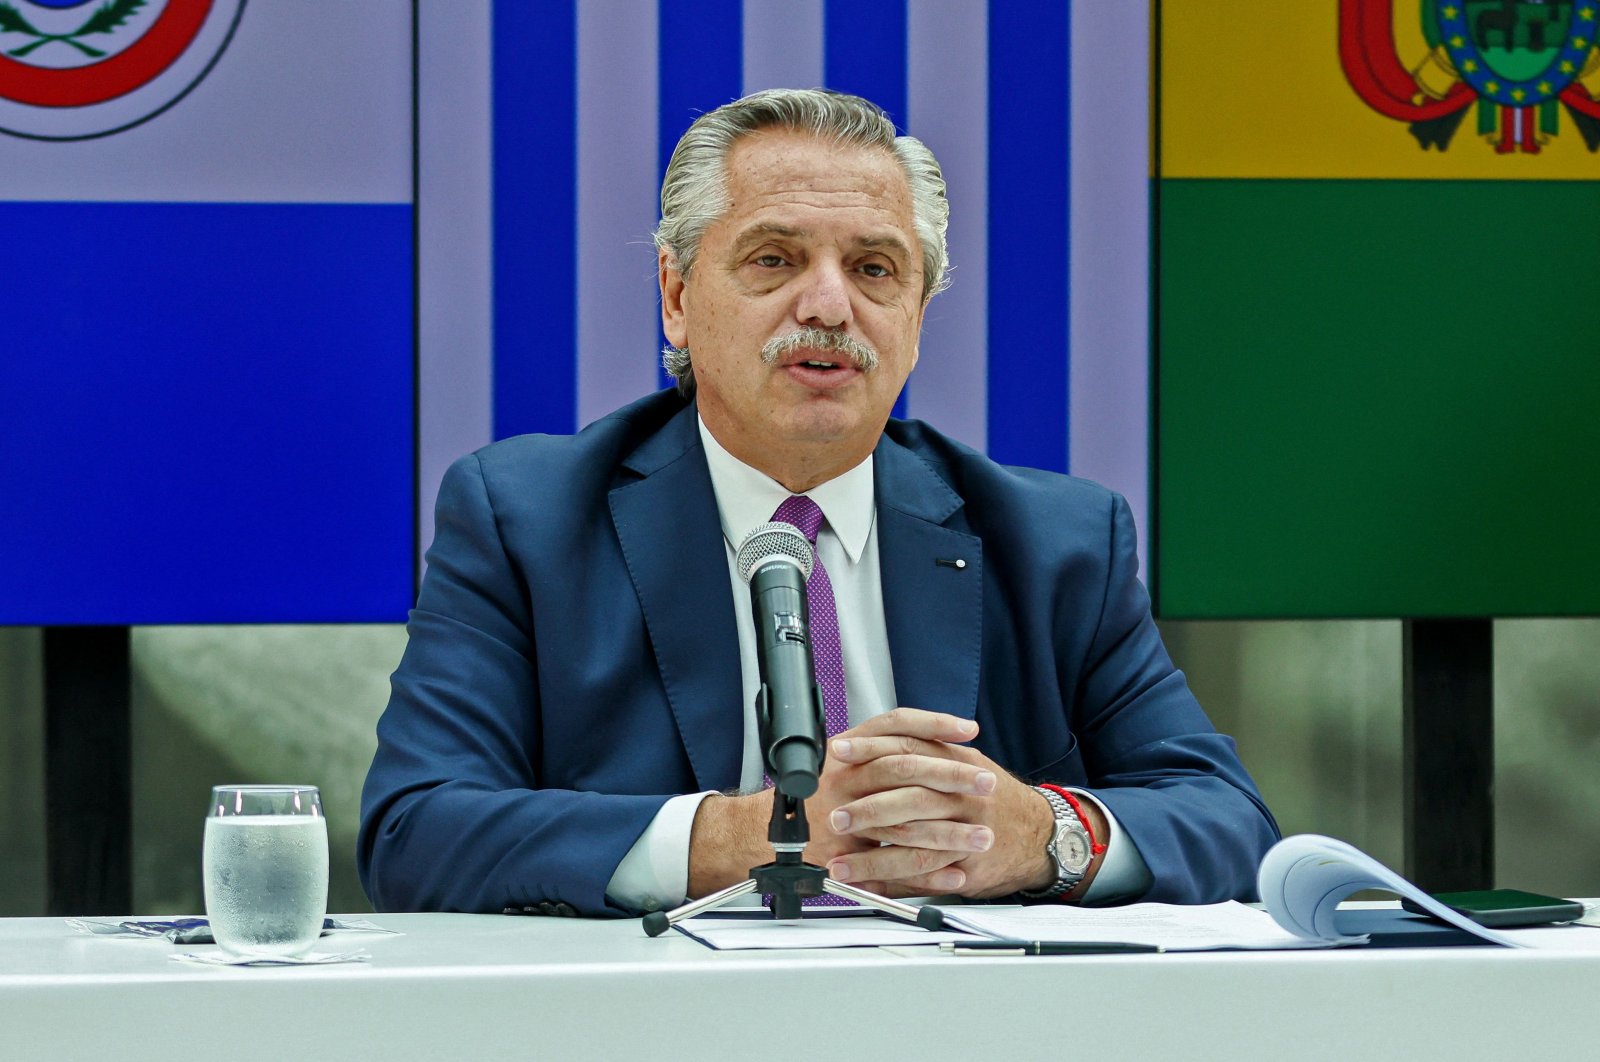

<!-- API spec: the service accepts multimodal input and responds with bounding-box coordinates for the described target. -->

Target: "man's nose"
[793,261,851,329]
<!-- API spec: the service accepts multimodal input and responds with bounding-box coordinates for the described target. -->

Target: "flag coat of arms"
[0,0,247,140]
[1339,0,1600,154]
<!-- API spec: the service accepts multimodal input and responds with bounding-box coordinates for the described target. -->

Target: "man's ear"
[660,250,689,349]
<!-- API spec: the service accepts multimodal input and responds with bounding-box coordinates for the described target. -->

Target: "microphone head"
[735,521,814,584]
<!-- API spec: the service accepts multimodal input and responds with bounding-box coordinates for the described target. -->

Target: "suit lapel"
[874,436,984,721]
[608,405,744,792]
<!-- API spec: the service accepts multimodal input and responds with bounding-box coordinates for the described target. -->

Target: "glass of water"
[203,784,329,958]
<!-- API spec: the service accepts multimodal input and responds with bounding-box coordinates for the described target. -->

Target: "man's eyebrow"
[730,223,806,255]
[857,233,913,259]
[727,224,913,262]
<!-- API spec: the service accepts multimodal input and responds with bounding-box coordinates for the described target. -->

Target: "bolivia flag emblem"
[1341,0,1600,153]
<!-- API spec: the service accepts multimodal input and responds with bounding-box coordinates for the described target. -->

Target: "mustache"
[761,327,879,372]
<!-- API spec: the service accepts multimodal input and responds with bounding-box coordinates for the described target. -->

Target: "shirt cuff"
[605,791,715,912]
[1068,788,1154,904]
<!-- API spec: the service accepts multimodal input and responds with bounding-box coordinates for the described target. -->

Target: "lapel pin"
[935,558,967,570]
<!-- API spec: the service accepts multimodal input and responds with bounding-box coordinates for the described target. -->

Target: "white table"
[4,910,1599,1061]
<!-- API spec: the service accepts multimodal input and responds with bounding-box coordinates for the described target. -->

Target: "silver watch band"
[1018,785,1086,900]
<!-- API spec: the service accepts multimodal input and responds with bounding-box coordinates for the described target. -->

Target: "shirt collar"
[696,413,875,564]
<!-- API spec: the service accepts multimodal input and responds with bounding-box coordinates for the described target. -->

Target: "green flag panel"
[1156,178,1600,618]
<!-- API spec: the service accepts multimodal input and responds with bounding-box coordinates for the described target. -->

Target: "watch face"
[1055,825,1092,874]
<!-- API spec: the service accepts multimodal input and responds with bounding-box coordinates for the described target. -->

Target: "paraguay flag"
[1,0,414,624]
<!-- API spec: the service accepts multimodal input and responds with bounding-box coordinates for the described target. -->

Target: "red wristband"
[1039,783,1107,856]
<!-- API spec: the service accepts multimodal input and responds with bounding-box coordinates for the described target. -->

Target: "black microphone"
[736,521,827,800]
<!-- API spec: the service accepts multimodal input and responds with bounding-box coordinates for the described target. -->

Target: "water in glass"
[203,786,328,957]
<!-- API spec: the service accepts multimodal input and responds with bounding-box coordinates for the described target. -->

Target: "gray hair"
[657,88,950,394]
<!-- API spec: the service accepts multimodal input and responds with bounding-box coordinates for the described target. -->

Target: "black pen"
[939,940,1163,956]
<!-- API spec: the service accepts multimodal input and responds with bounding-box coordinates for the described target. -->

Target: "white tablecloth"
[4,908,1599,1061]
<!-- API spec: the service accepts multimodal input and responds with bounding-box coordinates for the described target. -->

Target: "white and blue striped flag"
[423,0,1151,572]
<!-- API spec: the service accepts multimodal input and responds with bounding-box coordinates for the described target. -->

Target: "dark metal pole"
[43,626,132,915]
[1402,618,1494,892]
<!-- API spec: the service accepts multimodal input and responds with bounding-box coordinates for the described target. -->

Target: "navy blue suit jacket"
[358,390,1278,915]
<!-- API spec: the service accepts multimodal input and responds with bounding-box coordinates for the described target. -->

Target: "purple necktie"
[770,495,849,738]
[767,495,853,907]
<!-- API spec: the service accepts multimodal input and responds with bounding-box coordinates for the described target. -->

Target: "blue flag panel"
[491,0,576,441]
[987,0,1070,474]
[0,201,415,625]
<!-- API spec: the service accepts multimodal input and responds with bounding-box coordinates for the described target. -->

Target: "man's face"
[660,129,926,487]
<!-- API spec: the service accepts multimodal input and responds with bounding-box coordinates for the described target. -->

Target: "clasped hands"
[800,708,1055,899]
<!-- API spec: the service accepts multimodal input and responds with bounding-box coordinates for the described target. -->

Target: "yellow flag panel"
[1161,1,1600,179]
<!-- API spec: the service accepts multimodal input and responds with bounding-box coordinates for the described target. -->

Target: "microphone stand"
[642,697,948,937]
[643,521,946,938]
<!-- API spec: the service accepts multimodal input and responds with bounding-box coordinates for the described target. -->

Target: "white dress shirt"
[605,415,1150,910]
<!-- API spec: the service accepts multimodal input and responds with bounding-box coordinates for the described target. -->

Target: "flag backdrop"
[2,1,1152,625]
[1155,1,1600,618]
[0,0,415,624]
[432,0,1153,567]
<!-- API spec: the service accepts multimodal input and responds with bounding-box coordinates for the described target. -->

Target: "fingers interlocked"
[816,709,997,895]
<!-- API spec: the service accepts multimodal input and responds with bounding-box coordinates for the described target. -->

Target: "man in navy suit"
[358,89,1278,917]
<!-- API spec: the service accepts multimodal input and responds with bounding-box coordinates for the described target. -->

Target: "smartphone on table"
[1400,888,1586,928]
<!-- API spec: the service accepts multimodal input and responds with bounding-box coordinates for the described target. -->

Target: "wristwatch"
[1018,785,1093,899]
